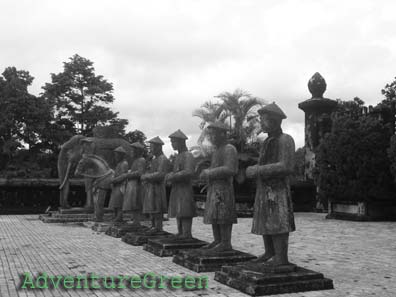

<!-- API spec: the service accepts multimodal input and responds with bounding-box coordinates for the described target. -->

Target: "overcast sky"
[1,0,396,156]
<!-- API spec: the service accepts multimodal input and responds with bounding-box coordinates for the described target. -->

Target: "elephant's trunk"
[59,161,72,190]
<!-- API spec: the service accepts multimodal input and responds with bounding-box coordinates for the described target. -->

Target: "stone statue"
[199,122,238,252]
[165,129,196,239]
[58,135,132,209]
[246,102,296,266]
[108,146,129,223]
[141,137,170,232]
[74,154,115,221]
[80,138,96,211]
[121,142,146,226]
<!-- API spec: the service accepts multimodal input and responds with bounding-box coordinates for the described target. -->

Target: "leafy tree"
[316,112,394,204]
[0,67,51,154]
[381,76,396,104]
[124,129,146,144]
[192,101,225,129]
[39,118,76,154]
[193,101,228,147]
[0,67,56,176]
[388,136,396,183]
[293,147,305,182]
[42,54,127,136]
[193,90,265,152]
[215,89,265,151]
[384,76,396,182]
[334,97,365,117]
[124,129,148,157]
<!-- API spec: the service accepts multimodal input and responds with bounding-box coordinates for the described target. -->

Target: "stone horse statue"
[74,154,115,222]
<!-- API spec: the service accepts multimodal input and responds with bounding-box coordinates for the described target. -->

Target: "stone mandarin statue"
[120,142,147,226]
[165,129,197,239]
[80,138,96,210]
[141,137,170,232]
[199,122,238,252]
[108,146,129,223]
[246,102,296,266]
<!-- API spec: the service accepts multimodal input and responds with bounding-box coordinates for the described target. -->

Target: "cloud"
[1,0,396,156]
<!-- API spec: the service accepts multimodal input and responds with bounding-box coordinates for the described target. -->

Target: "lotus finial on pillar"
[308,72,326,98]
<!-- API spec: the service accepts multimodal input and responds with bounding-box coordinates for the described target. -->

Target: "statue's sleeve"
[113,161,129,184]
[171,153,195,182]
[128,158,146,179]
[257,135,295,178]
[207,145,238,179]
[146,156,169,182]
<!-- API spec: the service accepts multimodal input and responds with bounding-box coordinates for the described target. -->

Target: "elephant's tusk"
[59,162,72,189]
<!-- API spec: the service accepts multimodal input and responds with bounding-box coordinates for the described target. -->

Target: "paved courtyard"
[0,213,395,297]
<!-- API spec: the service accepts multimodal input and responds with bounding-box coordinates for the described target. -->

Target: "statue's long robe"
[168,151,196,218]
[203,144,238,225]
[123,157,146,211]
[251,131,296,235]
[108,160,128,209]
[142,154,170,214]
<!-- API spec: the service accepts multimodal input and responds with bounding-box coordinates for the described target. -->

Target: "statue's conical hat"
[131,142,145,149]
[258,102,287,119]
[114,146,127,154]
[169,129,188,140]
[148,136,164,145]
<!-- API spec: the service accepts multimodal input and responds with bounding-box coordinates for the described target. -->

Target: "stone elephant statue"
[58,135,133,209]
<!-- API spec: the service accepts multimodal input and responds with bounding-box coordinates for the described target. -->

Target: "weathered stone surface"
[173,248,256,272]
[105,223,148,238]
[15,213,396,296]
[40,207,117,223]
[215,262,334,296]
[92,222,113,232]
[39,214,92,223]
[121,229,173,246]
[143,237,208,257]
[58,207,94,214]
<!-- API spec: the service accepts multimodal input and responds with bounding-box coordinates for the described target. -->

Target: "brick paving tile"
[0,213,395,297]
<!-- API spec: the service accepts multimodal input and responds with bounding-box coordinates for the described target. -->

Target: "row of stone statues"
[73,102,295,267]
[200,102,295,265]
[83,130,196,238]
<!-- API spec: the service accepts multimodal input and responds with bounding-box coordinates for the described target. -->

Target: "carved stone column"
[298,73,337,210]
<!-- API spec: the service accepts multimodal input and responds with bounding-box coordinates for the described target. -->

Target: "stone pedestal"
[58,207,94,214]
[121,230,172,246]
[214,262,334,296]
[105,223,148,238]
[143,237,208,257]
[81,221,95,228]
[173,249,256,272]
[39,208,93,223]
[92,222,113,232]
[39,207,115,223]
[298,73,338,211]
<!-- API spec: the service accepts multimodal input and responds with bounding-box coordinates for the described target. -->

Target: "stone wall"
[0,179,314,215]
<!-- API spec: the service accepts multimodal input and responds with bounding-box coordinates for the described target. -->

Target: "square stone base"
[39,211,94,223]
[143,237,208,257]
[121,230,173,246]
[58,207,94,214]
[172,249,256,272]
[105,224,148,238]
[214,262,334,296]
[92,222,113,232]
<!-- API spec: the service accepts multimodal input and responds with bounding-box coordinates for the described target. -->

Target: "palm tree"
[192,101,224,129]
[192,101,228,146]
[215,89,266,151]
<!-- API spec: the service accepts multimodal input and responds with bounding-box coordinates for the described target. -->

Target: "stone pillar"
[298,73,337,210]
